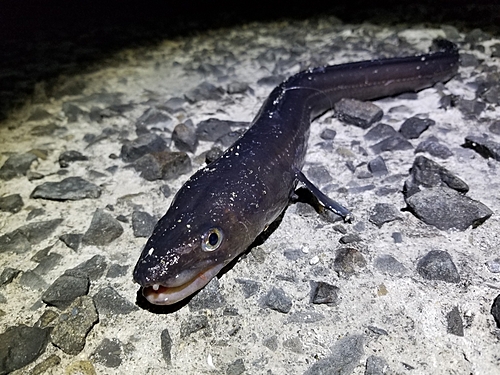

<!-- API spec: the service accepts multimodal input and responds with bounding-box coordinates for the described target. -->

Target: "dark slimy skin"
[133,40,459,305]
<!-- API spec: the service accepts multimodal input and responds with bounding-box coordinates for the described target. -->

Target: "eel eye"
[201,227,223,252]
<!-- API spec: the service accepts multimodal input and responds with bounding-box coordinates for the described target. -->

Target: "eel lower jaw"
[141,263,226,305]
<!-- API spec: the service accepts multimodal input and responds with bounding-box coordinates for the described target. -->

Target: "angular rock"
[59,233,83,251]
[406,187,492,230]
[333,247,367,277]
[463,135,500,161]
[404,155,469,198]
[263,287,292,313]
[235,278,261,298]
[364,123,397,141]
[304,334,364,375]
[91,338,123,368]
[446,306,464,336]
[457,98,486,117]
[26,208,46,221]
[0,267,20,286]
[479,85,500,105]
[320,128,336,140]
[0,152,37,180]
[161,329,172,366]
[172,123,198,153]
[106,264,129,278]
[185,81,224,103]
[196,118,233,141]
[0,219,63,254]
[374,255,408,276]
[82,209,123,246]
[32,252,63,275]
[58,150,88,168]
[310,281,339,305]
[51,296,99,355]
[391,232,403,243]
[399,117,435,139]
[30,245,53,262]
[133,151,191,181]
[132,210,157,238]
[93,286,138,315]
[263,336,278,351]
[0,193,23,213]
[0,325,50,374]
[31,177,101,201]
[415,136,453,159]
[42,273,90,309]
[66,255,108,281]
[417,250,460,283]
[20,219,64,244]
[19,270,48,291]
[334,98,383,129]
[162,97,186,112]
[367,156,388,176]
[370,135,413,154]
[339,233,362,244]
[369,203,402,228]
[135,107,173,133]
[120,133,168,163]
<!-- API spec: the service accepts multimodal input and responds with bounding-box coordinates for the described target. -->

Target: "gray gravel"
[0,16,499,375]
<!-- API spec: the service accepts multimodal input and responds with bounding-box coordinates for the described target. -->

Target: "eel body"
[133,40,459,305]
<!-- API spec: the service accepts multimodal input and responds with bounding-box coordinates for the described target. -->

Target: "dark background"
[1,0,499,120]
[2,0,500,39]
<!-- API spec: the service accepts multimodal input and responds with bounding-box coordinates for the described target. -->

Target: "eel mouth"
[141,263,226,305]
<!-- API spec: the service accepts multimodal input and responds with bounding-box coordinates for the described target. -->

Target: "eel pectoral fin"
[294,169,352,222]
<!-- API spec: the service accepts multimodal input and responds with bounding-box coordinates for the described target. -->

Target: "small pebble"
[0,194,23,213]
[263,287,292,313]
[82,209,123,246]
[31,177,101,201]
[334,98,383,129]
[486,258,500,273]
[417,250,460,283]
